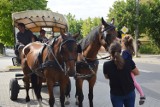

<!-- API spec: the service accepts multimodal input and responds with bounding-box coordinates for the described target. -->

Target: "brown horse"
[20,32,79,107]
[75,18,117,107]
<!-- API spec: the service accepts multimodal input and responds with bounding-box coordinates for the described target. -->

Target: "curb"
[0,68,22,73]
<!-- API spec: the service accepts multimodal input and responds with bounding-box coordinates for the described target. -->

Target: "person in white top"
[38,29,48,43]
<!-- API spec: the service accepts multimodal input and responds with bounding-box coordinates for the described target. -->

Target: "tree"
[146,0,160,47]
[0,0,13,46]
[107,0,149,36]
[81,17,101,38]
[65,13,101,39]
[107,0,160,47]
[0,0,47,46]
[81,17,92,37]
[65,13,83,39]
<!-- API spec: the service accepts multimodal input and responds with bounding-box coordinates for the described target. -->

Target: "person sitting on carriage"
[14,23,35,63]
[38,29,48,43]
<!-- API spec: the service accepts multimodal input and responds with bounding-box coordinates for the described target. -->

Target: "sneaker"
[139,96,146,105]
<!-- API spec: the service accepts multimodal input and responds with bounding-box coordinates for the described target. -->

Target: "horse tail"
[31,73,41,100]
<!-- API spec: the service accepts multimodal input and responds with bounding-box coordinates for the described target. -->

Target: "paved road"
[2,70,160,107]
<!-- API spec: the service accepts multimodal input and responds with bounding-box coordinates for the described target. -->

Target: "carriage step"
[15,74,24,77]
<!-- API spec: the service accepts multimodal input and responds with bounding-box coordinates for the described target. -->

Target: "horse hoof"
[65,101,70,105]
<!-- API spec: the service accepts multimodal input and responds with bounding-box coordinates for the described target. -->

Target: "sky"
[47,0,118,20]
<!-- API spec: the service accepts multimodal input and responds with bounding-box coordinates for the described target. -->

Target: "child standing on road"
[121,34,146,105]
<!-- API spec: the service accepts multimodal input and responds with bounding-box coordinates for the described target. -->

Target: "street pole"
[135,0,139,57]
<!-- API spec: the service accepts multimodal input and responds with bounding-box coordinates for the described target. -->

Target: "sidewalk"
[133,54,160,65]
[97,52,160,65]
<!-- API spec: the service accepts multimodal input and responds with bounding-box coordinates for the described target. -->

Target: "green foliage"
[0,0,13,46]
[66,14,101,39]
[81,17,101,37]
[107,0,160,51]
[107,0,149,36]
[139,42,160,54]
[0,0,47,46]
[81,18,92,37]
[145,0,160,47]
[12,0,47,11]
[65,13,83,39]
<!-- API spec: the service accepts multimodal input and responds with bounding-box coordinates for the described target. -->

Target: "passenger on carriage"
[16,23,35,45]
[14,23,35,63]
[38,29,48,43]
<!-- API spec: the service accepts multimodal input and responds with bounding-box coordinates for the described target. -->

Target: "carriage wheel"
[9,78,20,101]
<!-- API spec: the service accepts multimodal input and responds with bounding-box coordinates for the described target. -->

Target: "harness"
[34,36,77,76]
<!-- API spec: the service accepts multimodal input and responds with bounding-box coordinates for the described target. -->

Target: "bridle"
[101,25,116,44]
[42,37,77,74]
[59,39,77,62]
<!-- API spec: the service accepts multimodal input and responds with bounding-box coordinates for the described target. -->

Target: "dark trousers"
[110,90,135,107]
[14,44,19,57]
[14,44,21,64]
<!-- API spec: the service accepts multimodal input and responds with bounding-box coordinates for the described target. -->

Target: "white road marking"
[139,69,153,73]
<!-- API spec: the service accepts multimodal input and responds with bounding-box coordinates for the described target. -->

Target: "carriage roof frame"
[12,10,69,33]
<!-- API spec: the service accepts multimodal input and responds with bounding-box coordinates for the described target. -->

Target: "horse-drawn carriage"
[9,10,117,107]
[9,10,69,101]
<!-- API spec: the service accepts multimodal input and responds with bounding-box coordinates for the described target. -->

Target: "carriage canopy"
[12,10,68,32]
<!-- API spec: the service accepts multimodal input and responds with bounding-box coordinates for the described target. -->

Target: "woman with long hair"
[103,41,139,107]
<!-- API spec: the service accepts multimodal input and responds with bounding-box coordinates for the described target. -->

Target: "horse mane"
[79,26,100,50]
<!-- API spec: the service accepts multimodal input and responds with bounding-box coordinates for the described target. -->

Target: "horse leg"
[31,74,43,107]
[75,79,84,107]
[60,77,69,107]
[64,78,71,105]
[22,58,31,107]
[75,79,79,105]
[88,78,96,107]
[37,77,43,107]
[23,75,30,107]
[46,79,55,107]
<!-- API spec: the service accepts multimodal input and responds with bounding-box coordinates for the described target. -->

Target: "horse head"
[98,17,118,50]
[51,31,79,77]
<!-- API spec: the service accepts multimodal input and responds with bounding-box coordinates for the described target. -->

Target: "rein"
[84,55,111,60]
[43,38,77,75]
[47,45,65,72]
[76,54,110,79]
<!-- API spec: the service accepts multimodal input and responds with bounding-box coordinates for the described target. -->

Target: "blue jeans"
[110,90,135,107]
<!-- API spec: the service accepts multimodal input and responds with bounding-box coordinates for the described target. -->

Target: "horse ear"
[101,17,107,25]
[73,31,80,39]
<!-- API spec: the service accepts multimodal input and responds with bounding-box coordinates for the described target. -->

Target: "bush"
[139,42,160,54]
